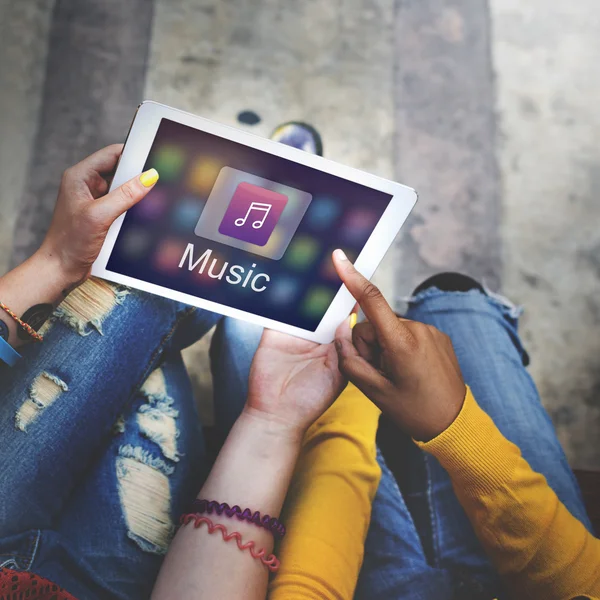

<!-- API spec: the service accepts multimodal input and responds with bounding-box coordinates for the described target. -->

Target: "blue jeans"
[355,288,593,599]
[0,280,262,599]
[0,283,590,599]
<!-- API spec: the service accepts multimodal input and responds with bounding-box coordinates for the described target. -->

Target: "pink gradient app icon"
[194,167,312,260]
[218,182,288,246]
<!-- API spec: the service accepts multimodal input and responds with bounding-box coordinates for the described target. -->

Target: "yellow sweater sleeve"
[268,383,381,600]
[417,386,600,600]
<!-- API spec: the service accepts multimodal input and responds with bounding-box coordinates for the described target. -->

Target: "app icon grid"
[107,119,392,332]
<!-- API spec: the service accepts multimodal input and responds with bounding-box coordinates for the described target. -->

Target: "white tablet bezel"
[92,101,417,343]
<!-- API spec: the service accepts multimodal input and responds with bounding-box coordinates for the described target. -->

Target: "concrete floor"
[1,0,599,468]
[492,0,600,468]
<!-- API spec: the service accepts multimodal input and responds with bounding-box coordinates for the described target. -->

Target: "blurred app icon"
[283,235,320,270]
[218,182,288,246]
[151,145,187,181]
[120,227,151,260]
[269,276,301,305]
[194,167,312,260]
[302,286,336,318]
[341,208,381,243]
[154,239,187,273]
[172,196,205,232]
[136,188,169,220]
[187,156,223,194]
[305,196,342,230]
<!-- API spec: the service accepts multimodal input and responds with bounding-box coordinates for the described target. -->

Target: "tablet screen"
[107,118,393,331]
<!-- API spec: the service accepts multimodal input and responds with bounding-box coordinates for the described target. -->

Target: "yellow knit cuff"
[415,386,521,496]
[304,382,381,442]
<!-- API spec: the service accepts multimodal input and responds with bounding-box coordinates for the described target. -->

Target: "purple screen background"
[107,118,392,331]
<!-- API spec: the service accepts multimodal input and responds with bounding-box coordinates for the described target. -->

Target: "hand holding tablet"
[92,101,417,342]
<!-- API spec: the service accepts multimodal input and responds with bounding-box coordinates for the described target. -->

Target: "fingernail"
[140,168,159,187]
[334,249,348,261]
[349,313,357,329]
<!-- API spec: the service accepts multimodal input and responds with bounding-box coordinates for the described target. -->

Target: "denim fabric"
[0,284,590,599]
[356,288,592,600]
[0,283,262,599]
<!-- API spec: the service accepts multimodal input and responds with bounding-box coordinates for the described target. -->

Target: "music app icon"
[218,182,288,246]
[194,166,312,260]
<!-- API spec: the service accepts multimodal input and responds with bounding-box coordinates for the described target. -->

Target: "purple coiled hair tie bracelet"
[190,499,286,538]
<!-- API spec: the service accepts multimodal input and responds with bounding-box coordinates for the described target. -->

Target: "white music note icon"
[234,202,272,229]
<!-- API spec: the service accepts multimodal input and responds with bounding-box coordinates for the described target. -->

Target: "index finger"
[332,249,400,345]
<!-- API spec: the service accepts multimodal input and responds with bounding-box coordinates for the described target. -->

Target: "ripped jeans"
[0,280,591,599]
[0,278,260,599]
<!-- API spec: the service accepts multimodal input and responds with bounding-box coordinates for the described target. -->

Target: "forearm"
[0,249,77,348]
[418,388,600,599]
[152,408,302,600]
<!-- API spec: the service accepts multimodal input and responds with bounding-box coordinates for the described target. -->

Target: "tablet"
[92,101,417,343]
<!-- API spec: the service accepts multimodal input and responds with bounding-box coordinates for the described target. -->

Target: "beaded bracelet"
[0,301,44,342]
[191,499,286,538]
[180,514,280,572]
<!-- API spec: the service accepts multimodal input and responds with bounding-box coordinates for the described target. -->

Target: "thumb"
[95,168,159,222]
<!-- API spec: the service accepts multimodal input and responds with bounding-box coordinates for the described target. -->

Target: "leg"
[26,352,207,600]
[0,279,219,537]
[399,288,591,585]
[355,450,454,600]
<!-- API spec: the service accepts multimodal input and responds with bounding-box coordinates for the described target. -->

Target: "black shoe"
[269,121,323,156]
[411,272,485,297]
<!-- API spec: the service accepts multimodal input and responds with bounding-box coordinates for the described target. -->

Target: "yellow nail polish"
[140,168,159,187]
[349,313,357,329]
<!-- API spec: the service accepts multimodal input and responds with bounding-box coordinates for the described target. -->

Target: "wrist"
[197,406,302,521]
[34,245,86,291]
[238,406,305,448]
[407,387,467,442]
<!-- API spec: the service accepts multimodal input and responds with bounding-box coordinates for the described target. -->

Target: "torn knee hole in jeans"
[115,368,183,553]
[137,368,181,462]
[116,445,175,555]
[15,371,69,432]
[45,277,129,336]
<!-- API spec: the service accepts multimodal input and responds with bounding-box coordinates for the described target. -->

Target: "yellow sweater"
[269,385,600,600]
[269,383,381,599]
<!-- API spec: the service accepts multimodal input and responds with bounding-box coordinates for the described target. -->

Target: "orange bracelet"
[180,514,280,572]
[0,302,44,342]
